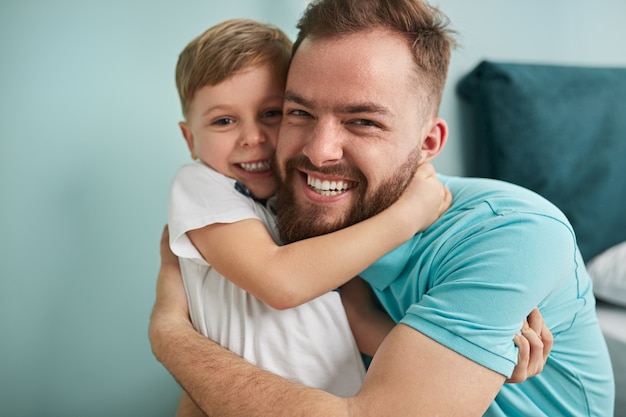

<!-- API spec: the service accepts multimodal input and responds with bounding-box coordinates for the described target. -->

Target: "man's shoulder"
[441,175,566,220]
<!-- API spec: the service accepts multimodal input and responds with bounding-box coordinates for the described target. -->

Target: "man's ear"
[179,121,197,160]
[419,117,448,163]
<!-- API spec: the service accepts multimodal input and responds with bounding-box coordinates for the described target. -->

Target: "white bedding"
[597,301,626,417]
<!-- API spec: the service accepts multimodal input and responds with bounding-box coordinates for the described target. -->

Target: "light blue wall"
[0,1,305,416]
[1,1,624,416]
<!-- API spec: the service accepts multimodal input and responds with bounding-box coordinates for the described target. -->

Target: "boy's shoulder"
[176,161,235,186]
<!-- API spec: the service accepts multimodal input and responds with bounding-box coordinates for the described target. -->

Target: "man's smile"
[306,174,356,196]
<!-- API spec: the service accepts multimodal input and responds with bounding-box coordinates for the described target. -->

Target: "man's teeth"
[307,175,353,196]
[240,161,271,172]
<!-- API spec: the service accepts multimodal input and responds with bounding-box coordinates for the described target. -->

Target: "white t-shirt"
[168,161,365,396]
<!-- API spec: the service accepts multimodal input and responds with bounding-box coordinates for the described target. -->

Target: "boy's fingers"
[416,161,435,178]
[527,308,543,336]
[540,322,554,362]
[526,307,554,362]
[441,186,452,214]
[522,324,545,376]
[507,333,529,383]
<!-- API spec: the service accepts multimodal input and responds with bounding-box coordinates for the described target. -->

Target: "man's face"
[275,29,444,243]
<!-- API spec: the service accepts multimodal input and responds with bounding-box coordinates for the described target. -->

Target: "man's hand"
[149,228,344,416]
[149,226,191,361]
[506,308,554,383]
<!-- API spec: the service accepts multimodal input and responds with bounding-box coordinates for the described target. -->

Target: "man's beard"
[275,146,422,244]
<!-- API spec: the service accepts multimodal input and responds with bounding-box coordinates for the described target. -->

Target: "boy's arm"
[187,162,451,309]
[340,277,395,357]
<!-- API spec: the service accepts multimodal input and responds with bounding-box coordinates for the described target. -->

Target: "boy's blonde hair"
[176,19,292,118]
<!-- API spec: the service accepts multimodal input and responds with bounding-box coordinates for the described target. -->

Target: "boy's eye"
[213,117,235,126]
[263,109,283,119]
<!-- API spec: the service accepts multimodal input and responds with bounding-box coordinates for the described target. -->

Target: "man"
[150,0,615,415]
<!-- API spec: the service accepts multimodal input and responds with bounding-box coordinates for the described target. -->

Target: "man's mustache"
[281,155,365,181]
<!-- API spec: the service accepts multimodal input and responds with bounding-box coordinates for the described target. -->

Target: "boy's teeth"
[240,161,271,172]
[306,175,353,196]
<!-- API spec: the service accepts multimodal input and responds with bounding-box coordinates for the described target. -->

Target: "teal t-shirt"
[360,175,614,416]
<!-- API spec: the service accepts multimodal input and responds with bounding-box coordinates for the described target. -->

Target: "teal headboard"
[458,61,626,262]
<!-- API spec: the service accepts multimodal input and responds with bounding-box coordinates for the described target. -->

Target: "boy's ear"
[419,117,448,163]
[179,121,197,160]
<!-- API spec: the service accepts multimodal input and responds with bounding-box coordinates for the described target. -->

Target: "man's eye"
[213,117,235,126]
[287,109,311,117]
[352,119,377,127]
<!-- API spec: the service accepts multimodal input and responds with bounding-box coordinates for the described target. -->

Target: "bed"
[458,61,626,416]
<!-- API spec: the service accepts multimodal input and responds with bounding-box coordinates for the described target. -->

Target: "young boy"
[168,18,450,415]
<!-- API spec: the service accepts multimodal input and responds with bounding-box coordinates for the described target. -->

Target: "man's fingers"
[160,225,179,268]
[155,225,189,316]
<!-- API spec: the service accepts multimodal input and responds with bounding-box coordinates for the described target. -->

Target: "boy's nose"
[240,124,265,147]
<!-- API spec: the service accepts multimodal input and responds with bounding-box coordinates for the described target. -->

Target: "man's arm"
[150,228,549,416]
[151,226,346,415]
[340,274,551,381]
[149,238,346,416]
[176,391,206,417]
[340,277,395,357]
[150,271,501,416]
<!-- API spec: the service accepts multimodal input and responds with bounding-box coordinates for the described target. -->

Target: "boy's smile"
[179,63,284,200]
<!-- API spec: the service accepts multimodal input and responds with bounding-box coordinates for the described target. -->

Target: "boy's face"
[180,63,283,200]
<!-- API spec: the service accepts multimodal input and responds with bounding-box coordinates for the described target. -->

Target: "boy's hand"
[397,162,452,232]
[506,308,554,383]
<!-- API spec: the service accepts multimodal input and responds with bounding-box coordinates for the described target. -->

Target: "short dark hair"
[293,0,456,113]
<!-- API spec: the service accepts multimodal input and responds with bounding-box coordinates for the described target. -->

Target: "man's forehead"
[285,32,418,115]
[288,30,414,79]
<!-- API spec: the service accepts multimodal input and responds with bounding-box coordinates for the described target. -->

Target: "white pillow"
[586,241,626,308]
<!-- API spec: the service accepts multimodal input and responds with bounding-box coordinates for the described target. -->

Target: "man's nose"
[302,120,344,167]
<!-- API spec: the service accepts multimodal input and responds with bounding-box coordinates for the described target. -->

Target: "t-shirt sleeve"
[167,163,261,261]
[400,210,578,377]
